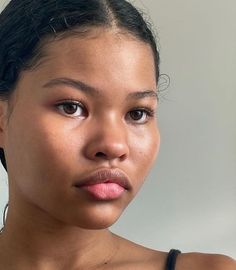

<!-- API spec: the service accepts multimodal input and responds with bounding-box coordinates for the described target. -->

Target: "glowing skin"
[0,29,161,269]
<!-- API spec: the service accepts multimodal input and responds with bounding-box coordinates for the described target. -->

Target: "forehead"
[13,29,157,107]
[35,29,156,87]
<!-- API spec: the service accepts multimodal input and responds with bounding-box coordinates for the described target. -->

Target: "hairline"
[23,25,157,74]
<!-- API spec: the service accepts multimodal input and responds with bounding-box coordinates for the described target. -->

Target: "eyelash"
[55,100,156,124]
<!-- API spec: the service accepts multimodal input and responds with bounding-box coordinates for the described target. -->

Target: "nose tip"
[84,131,129,162]
[83,116,130,162]
[94,144,128,161]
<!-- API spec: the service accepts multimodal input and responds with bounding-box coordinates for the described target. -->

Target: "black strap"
[165,249,181,270]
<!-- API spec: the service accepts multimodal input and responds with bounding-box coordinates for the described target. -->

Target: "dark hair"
[0,0,160,172]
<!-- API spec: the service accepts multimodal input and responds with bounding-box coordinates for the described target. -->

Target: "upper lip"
[74,168,131,190]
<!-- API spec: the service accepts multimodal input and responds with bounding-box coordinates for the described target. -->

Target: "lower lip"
[79,183,125,200]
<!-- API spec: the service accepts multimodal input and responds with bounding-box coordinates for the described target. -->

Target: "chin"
[77,218,118,230]
[54,202,126,230]
[78,205,124,230]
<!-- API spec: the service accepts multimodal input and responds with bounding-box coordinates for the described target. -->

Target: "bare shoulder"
[112,233,168,269]
[177,252,236,270]
[111,233,236,270]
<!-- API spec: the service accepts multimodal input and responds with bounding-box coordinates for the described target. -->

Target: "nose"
[84,119,129,162]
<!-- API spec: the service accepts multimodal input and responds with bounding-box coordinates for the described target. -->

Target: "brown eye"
[129,110,145,121]
[56,101,85,117]
[127,108,155,124]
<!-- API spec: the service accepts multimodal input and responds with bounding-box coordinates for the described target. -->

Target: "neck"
[0,203,118,270]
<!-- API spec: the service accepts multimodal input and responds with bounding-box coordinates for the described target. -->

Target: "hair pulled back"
[0,0,160,172]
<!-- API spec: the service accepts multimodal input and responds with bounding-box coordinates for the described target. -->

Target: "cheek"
[5,106,75,193]
[6,116,85,218]
[129,125,160,187]
[22,121,77,180]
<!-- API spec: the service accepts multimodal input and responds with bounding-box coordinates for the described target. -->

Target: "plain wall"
[0,0,235,258]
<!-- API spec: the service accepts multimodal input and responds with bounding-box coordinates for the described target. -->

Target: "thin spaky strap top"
[165,249,181,270]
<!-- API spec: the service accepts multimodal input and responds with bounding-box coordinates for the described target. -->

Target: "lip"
[73,168,132,190]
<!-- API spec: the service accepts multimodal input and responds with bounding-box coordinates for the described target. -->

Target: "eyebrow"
[43,77,158,101]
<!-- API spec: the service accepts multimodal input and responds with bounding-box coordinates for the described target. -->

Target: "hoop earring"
[0,203,8,233]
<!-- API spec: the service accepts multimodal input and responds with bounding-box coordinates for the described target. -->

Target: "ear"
[0,100,9,148]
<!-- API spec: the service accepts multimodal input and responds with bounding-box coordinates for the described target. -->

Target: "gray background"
[0,0,235,258]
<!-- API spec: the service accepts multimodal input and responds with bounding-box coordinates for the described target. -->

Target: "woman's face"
[2,29,160,229]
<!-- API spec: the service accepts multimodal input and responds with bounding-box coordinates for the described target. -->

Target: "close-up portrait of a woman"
[0,0,235,269]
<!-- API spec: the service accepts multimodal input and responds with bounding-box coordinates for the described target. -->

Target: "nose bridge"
[85,112,129,161]
[97,112,127,146]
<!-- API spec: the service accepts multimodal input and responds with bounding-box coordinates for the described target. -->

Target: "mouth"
[73,168,131,200]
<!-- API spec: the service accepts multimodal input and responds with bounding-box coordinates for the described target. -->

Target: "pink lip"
[73,169,131,200]
[81,183,125,200]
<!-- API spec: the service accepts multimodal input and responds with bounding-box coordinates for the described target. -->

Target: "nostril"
[95,152,106,158]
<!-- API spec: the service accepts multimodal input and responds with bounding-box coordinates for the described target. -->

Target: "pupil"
[64,104,77,114]
[131,111,143,120]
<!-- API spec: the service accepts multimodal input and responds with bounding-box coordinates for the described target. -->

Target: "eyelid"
[127,106,157,124]
[54,99,87,117]
[54,99,157,122]
[55,98,84,105]
[130,106,157,116]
